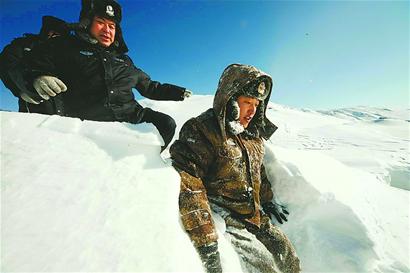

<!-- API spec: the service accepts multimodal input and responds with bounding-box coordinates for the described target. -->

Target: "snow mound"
[264,145,409,272]
[1,112,200,272]
[1,98,409,272]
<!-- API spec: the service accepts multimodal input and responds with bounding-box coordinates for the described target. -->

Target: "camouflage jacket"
[170,64,278,247]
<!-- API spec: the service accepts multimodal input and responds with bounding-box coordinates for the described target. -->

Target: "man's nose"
[102,24,111,32]
[249,105,257,115]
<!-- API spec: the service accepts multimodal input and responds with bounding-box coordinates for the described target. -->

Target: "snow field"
[1,97,409,272]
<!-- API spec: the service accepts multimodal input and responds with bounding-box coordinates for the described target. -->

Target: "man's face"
[237,95,260,128]
[89,16,116,47]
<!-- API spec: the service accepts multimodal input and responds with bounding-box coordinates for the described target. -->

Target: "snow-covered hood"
[213,63,277,139]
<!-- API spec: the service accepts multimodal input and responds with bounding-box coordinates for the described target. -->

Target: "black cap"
[39,16,70,37]
[80,0,122,26]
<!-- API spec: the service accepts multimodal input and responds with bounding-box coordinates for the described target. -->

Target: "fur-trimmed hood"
[213,64,277,140]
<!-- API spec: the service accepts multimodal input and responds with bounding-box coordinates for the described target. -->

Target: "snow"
[1,96,409,272]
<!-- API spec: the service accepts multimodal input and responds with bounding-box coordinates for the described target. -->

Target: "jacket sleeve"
[0,38,35,97]
[260,163,274,205]
[170,119,218,247]
[131,60,186,101]
[28,37,62,81]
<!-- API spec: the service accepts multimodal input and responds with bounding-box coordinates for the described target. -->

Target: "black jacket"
[0,34,59,114]
[28,31,186,122]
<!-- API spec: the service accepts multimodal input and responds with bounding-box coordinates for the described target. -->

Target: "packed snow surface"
[1,96,409,272]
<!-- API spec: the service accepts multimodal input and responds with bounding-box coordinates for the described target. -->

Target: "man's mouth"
[244,116,253,122]
[101,35,111,41]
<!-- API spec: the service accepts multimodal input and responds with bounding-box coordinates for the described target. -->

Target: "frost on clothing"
[170,64,300,272]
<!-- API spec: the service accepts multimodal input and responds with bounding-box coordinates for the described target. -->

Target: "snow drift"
[1,96,409,272]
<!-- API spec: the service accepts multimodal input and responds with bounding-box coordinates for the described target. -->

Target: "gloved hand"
[33,75,67,100]
[20,91,41,104]
[262,201,290,224]
[183,89,193,99]
[196,242,222,273]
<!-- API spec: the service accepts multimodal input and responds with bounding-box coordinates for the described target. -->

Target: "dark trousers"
[140,108,176,152]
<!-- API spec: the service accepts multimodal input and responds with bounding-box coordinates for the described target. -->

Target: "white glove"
[183,89,193,99]
[33,75,67,100]
[20,92,40,104]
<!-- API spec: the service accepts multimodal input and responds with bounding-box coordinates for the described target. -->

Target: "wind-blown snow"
[1,96,409,272]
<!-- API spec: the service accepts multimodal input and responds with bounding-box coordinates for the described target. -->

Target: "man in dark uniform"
[28,0,192,152]
[170,64,301,273]
[0,16,70,114]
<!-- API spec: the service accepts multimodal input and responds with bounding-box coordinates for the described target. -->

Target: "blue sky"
[0,0,408,111]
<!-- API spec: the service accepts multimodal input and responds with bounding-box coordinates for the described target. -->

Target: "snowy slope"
[1,96,409,272]
[268,104,410,191]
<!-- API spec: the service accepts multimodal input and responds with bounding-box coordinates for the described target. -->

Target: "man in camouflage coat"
[170,64,301,273]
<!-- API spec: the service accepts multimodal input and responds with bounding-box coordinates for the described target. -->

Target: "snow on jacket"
[28,31,186,122]
[170,64,278,247]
